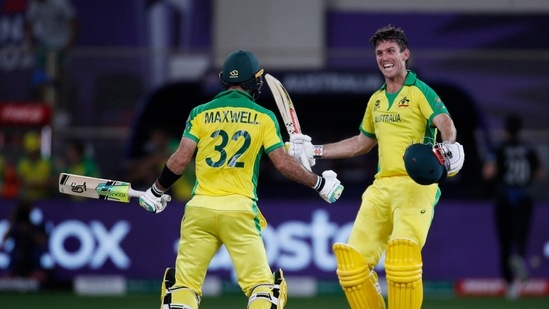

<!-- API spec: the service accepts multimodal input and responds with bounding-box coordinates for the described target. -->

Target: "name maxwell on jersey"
[204,110,259,124]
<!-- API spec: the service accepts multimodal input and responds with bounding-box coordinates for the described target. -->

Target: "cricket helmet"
[219,50,264,99]
[403,143,447,185]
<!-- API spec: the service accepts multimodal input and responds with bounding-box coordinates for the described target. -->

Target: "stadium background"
[1,0,549,307]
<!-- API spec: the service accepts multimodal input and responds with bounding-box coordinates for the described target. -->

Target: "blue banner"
[1,198,548,282]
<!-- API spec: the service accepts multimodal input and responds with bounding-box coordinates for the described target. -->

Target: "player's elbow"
[271,156,287,172]
[166,156,190,175]
[269,148,295,174]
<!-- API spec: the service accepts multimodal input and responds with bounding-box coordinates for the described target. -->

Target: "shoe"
[506,280,521,300]
[509,254,529,282]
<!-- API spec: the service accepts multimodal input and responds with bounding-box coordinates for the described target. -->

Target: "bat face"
[265,73,312,171]
[59,173,131,203]
[265,74,302,135]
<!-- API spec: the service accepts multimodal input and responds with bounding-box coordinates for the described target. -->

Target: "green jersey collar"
[379,70,417,90]
[214,89,254,100]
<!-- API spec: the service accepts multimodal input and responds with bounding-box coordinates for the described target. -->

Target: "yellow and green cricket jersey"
[361,71,450,178]
[67,158,101,178]
[17,157,54,200]
[183,90,284,201]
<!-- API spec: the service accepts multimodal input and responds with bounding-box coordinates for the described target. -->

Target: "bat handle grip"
[129,189,172,202]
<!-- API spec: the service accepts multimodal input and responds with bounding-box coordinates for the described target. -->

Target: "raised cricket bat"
[265,73,312,171]
[58,173,171,203]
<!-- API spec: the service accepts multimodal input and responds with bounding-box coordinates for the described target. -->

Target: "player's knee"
[161,267,201,309]
[247,268,287,309]
[384,238,422,283]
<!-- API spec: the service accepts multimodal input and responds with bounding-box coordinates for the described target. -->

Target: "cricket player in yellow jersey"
[139,50,344,309]
[288,25,465,308]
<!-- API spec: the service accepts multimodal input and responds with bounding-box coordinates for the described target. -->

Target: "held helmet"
[403,143,448,185]
[219,50,264,99]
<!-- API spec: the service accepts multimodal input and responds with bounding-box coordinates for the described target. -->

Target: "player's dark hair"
[369,24,408,51]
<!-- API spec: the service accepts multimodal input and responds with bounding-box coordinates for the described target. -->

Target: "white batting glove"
[314,170,344,203]
[285,133,315,167]
[434,142,465,177]
[139,183,169,214]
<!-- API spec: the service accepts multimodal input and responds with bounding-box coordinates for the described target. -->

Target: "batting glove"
[434,142,465,177]
[285,133,316,167]
[314,170,344,203]
[139,183,169,214]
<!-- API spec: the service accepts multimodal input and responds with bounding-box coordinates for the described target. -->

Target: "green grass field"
[0,292,548,308]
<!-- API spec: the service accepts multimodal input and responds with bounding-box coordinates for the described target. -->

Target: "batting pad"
[161,267,200,309]
[169,286,200,309]
[333,243,385,309]
[273,269,288,309]
[161,267,175,309]
[385,239,423,309]
[247,269,287,309]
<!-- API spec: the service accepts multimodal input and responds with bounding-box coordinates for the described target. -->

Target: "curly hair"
[369,24,408,52]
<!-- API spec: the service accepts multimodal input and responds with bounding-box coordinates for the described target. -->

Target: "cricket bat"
[58,173,171,203]
[264,73,312,171]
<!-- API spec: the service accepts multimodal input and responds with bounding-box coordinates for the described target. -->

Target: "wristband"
[313,175,325,192]
[313,145,323,159]
[151,183,164,197]
[158,164,182,189]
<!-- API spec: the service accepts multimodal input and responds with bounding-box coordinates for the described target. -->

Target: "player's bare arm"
[137,137,196,213]
[269,146,345,203]
[432,113,465,176]
[162,137,197,181]
[268,147,317,187]
[322,133,377,159]
[433,113,457,143]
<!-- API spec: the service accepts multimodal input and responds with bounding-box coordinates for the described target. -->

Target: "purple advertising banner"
[1,197,548,282]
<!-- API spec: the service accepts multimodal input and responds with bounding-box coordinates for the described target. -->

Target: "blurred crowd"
[0,129,196,202]
[0,130,99,201]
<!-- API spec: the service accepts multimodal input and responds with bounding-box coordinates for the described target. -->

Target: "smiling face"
[374,40,409,80]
